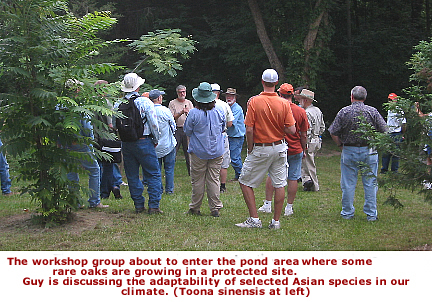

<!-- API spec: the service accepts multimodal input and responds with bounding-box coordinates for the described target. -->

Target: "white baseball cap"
[211,83,221,91]
[262,69,278,83]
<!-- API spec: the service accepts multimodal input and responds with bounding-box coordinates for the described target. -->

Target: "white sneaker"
[258,201,272,213]
[268,220,280,229]
[423,181,432,190]
[235,217,262,228]
[284,205,293,216]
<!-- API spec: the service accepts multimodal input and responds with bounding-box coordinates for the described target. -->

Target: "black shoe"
[303,180,314,191]
[211,210,220,217]
[185,209,201,215]
[148,208,164,214]
[135,207,146,214]
[112,186,122,199]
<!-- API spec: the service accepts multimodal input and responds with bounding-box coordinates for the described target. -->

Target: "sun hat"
[278,83,294,95]
[223,88,238,95]
[192,82,217,103]
[388,93,398,100]
[149,89,165,100]
[262,69,278,83]
[297,89,316,101]
[121,73,145,92]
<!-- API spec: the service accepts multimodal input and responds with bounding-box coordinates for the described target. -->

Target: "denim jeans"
[99,161,114,198]
[122,138,162,210]
[0,151,11,194]
[113,163,123,187]
[67,144,101,207]
[228,136,244,179]
[340,146,378,220]
[381,132,402,173]
[158,148,176,193]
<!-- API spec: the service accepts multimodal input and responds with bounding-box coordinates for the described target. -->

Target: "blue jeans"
[99,161,114,198]
[340,146,378,220]
[0,150,11,194]
[228,136,244,179]
[381,132,402,173]
[67,144,101,207]
[122,138,162,210]
[287,152,303,181]
[158,148,176,193]
[113,163,123,187]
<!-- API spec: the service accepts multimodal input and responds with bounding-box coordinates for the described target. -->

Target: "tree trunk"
[346,0,353,86]
[247,0,286,82]
[302,0,328,86]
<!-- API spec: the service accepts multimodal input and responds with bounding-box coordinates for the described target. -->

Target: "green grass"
[0,138,431,251]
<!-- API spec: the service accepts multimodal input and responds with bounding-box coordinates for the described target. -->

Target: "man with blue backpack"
[116,73,162,214]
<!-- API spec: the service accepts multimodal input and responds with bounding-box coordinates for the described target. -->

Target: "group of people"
[0,68,397,229]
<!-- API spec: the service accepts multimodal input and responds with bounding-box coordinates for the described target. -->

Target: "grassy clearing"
[0,138,431,251]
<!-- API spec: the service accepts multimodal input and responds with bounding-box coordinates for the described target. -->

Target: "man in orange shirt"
[258,83,309,216]
[236,69,296,229]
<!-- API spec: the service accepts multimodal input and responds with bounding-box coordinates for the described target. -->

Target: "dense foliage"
[0,0,122,225]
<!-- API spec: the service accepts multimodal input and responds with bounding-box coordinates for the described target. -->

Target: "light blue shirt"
[116,92,160,144]
[184,106,226,160]
[226,102,245,138]
[154,104,177,158]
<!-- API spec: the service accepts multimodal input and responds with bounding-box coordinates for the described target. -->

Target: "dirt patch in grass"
[0,210,116,235]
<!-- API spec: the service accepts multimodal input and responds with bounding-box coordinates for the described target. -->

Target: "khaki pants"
[301,139,321,191]
[189,153,223,212]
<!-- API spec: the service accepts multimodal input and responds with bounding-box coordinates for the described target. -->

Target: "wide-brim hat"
[223,88,238,95]
[192,82,216,103]
[297,89,316,101]
[121,73,145,92]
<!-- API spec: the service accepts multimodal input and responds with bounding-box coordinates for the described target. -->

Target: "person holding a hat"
[211,83,234,193]
[224,87,246,181]
[297,88,325,192]
[149,89,177,194]
[380,93,406,173]
[184,82,226,217]
[258,83,309,216]
[118,73,163,214]
[235,69,296,229]
[328,86,387,221]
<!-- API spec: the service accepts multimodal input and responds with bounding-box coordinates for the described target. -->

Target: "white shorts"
[221,133,231,169]
[239,142,288,188]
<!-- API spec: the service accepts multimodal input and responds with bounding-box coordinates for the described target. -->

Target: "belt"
[254,140,283,147]
[343,143,368,147]
[139,135,152,139]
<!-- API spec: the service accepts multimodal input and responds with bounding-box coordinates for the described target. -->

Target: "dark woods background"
[66,0,432,124]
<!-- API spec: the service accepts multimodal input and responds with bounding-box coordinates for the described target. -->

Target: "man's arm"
[299,131,307,155]
[284,125,296,135]
[331,134,343,149]
[245,126,254,154]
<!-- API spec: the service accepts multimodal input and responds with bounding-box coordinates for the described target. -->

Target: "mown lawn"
[0,138,431,251]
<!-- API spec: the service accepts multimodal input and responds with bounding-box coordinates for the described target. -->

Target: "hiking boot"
[185,209,201,215]
[148,208,164,214]
[235,217,262,228]
[268,220,280,229]
[112,186,123,199]
[284,204,294,216]
[303,180,314,191]
[135,207,146,214]
[258,201,272,213]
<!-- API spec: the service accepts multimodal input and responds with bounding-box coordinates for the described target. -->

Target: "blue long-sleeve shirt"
[184,106,226,160]
[226,102,245,138]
